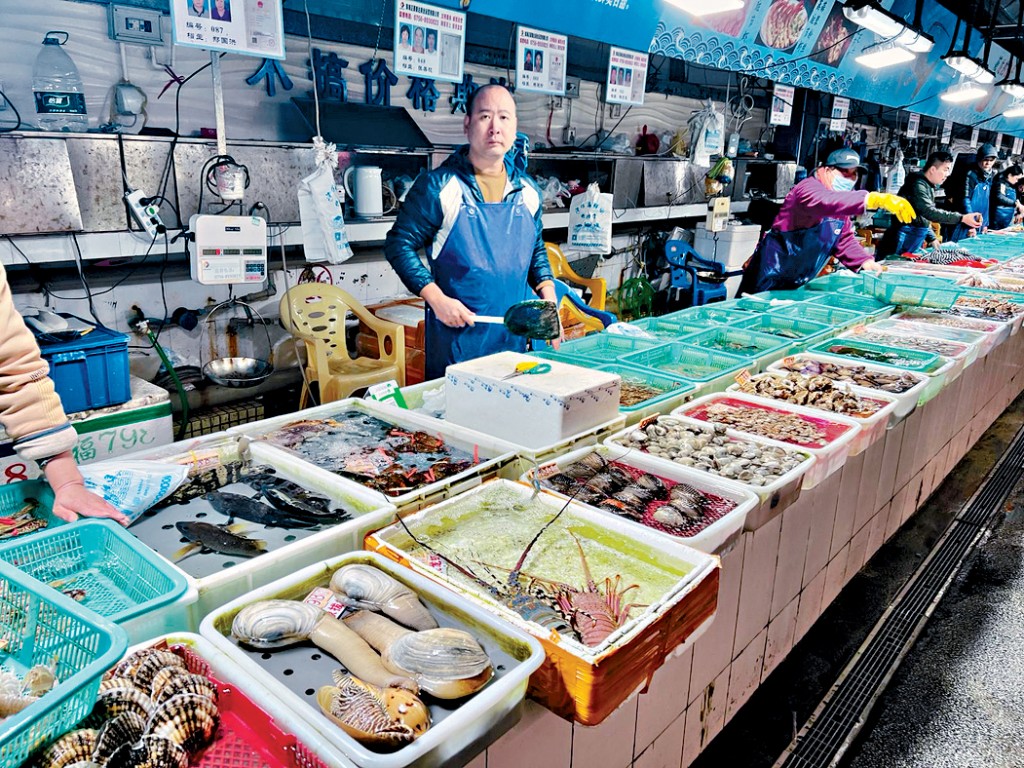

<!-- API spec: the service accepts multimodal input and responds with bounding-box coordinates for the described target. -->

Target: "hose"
[143,324,190,441]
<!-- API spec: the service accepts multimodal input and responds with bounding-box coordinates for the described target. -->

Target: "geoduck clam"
[316,670,430,751]
[329,565,438,631]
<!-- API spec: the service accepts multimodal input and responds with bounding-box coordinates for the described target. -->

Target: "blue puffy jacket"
[384,145,554,296]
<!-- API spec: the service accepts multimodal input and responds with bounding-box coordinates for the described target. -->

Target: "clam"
[343,610,493,699]
[145,693,219,754]
[38,729,97,768]
[106,735,188,768]
[651,505,687,530]
[231,599,418,691]
[316,671,430,751]
[633,473,667,499]
[562,451,606,479]
[330,565,438,631]
[93,712,147,764]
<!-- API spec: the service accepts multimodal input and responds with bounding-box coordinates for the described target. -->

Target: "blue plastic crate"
[36,320,130,414]
[558,333,665,362]
[0,560,127,767]
[629,316,706,340]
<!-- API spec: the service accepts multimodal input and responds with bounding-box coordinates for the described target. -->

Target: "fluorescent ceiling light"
[843,1,905,38]
[665,0,744,15]
[940,81,988,103]
[1005,101,1024,118]
[1000,81,1024,99]
[943,54,996,84]
[855,41,917,69]
[895,28,934,54]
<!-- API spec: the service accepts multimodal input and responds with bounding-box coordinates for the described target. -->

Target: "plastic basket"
[807,292,894,319]
[682,326,791,371]
[558,333,665,363]
[674,393,859,487]
[519,444,758,553]
[726,373,897,456]
[838,327,971,381]
[892,309,1010,356]
[628,316,706,340]
[593,362,698,423]
[605,415,813,514]
[871,319,986,365]
[200,549,546,764]
[731,314,832,348]
[770,301,869,331]
[37,321,131,414]
[805,271,862,293]
[363,480,720,726]
[860,273,963,309]
[666,305,751,326]
[750,288,813,303]
[619,341,751,390]
[0,560,128,767]
[0,479,64,541]
[806,337,942,373]
[0,519,189,645]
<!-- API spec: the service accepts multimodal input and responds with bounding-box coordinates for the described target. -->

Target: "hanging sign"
[516,26,567,95]
[995,132,1004,151]
[906,113,920,139]
[170,0,285,59]
[829,97,850,132]
[770,84,795,126]
[941,120,953,145]
[1014,137,1023,155]
[394,0,465,83]
[971,126,980,146]
[606,47,648,106]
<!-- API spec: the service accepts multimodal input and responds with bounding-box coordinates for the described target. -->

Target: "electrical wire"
[0,87,22,132]
[70,234,102,325]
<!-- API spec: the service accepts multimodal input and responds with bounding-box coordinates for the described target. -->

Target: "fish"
[203,490,313,529]
[259,484,340,522]
[172,521,268,561]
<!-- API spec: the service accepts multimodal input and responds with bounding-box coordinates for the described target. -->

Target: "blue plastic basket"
[0,519,188,627]
[0,560,127,767]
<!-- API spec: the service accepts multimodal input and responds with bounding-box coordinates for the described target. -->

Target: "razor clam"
[316,671,430,751]
[105,735,188,768]
[329,565,438,631]
[343,610,493,699]
[231,599,418,691]
[145,693,219,754]
[38,729,98,768]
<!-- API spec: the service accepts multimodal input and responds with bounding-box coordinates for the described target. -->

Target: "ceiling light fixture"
[664,0,745,16]
[842,0,905,37]
[940,80,989,103]
[855,40,917,69]
[1005,101,1024,118]
[942,2,997,84]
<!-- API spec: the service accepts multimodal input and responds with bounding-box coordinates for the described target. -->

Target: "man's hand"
[860,259,884,273]
[421,284,475,328]
[961,212,984,228]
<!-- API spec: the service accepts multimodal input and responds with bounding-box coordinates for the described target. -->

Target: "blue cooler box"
[37,322,131,413]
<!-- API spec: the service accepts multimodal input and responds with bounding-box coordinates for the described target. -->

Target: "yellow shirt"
[475,168,507,204]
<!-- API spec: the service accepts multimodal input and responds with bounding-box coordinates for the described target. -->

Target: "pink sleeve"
[792,184,868,220]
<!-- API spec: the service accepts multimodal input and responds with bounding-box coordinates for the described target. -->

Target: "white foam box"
[694,222,762,270]
[444,351,621,450]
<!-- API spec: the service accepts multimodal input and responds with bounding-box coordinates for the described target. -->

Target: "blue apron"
[993,206,1015,230]
[738,218,845,294]
[876,224,931,259]
[425,178,534,381]
[951,177,991,241]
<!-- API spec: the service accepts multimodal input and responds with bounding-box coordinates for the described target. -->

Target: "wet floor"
[689,392,1024,768]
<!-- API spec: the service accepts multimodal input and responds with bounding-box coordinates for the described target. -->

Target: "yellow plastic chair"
[545,242,607,311]
[280,284,405,407]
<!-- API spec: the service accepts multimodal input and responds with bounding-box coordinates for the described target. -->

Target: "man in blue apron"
[991,164,1024,230]
[950,144,997,241]
[738,149,915,294]
[385,85,556,380]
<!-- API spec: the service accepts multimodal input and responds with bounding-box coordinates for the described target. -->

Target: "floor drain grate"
[774,422,1024,768]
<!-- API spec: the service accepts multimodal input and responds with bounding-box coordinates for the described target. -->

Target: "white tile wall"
[831,451,864,560]
[762,597,799,681]
[689,541,745,701]
[853,440,884,535]
[770,495,814,620]
[803,471,842,587]
[874,422,904,514]
[633,711,685,768]
[572,697,639,768]
[795,568,827,643]
[733,516,782,657]
[634,648,693,758]
[726,629,767,722]
[487,701,572,768]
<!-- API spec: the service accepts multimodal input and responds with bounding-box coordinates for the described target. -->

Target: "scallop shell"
[145,693,219,754]
[231,599,321,649]
[148,667,188,701]
[99,677,143,695]
[152,672,218,706]
[94,685,152,721]
[384,628,493,698]
[93,712,147,764]
[112,649,183,682]
[330,565,438,631]
[106,735,188,768]
[38,729,97,768]
[131,652,187,692]
[317,680,417,751]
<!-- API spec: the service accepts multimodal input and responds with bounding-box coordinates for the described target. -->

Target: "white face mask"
[832,174,856,192]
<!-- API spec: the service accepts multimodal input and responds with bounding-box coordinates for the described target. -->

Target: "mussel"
[330,565,438,631]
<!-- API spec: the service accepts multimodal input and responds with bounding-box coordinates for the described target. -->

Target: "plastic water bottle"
[32,31,88,132]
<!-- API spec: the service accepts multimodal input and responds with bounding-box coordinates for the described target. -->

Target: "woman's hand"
[860,259,884,273]
[43,452,128,525]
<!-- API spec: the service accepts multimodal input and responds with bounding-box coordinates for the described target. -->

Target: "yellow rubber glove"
[866,192,916,224]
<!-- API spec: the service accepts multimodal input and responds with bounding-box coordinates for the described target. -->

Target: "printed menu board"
[606,47,648,106]
[394,0,465,83]
[516,26,567,95]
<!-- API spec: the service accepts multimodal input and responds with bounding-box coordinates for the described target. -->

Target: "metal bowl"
[202,357,274,388]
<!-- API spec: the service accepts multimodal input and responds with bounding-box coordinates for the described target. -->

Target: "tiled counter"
[471,329,1024,768]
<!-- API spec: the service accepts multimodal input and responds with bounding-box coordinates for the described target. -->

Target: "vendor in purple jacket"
[739,149,916,294]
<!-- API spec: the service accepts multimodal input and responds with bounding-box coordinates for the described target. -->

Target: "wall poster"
[171,0,284,58]
[516,26,567,95]
[605,47,648,106]
[394,0,465,83]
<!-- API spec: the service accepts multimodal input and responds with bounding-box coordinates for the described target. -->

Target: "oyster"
[329,565,438,631]
[38,729,98,768]
[146,692,219,754]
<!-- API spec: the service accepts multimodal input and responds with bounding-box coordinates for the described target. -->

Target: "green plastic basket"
[0,479,61,530]
[619,341,750,391]
[0,560,127,767]
[807,291,894,318]
[683,326,791,370]
[594,362,697,414]
[770,302,866,330]
[805,272,861,293]
[667,306,751,326]
[807,337,942,373]
[526,348,598,367]
[558,333,665,362]
[629,316,706,340]
[0,519,188,627]
[732,314,831,346]
[860,273,964,309]
[750,288,813,303]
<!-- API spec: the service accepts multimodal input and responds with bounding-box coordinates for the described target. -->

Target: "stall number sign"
[394,0,465,83]
[1014,137,1023,155]
[606,47,648,106]
[516,26,567,95]
[906,113,920,139]
[829,97,850,132]
[170,0,284,59]
[971,127,980,146]
[942,120,953,145]
[770,84,794,126]
[996,133,1004,150]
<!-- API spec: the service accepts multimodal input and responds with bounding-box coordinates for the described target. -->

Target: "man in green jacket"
[877,151,983,258]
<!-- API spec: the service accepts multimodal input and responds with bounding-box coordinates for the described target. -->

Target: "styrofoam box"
[605,415,814,515]
[125,433,397,624]
[694,222,762,270]
[672,392,861,488]
[228,398,519,511]
[518,444,758,554]
[444,351,621,450]
[766,353,928,422]
[200,551,545,768]
[726,373,898,456]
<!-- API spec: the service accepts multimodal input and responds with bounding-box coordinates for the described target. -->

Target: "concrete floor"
[690,392,1024,768]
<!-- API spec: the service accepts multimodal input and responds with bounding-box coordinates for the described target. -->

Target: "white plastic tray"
[229,398,519,511]
[726,373,897,456]
[838,326,972,382]
[126,434,397,623]
[604,415,814,513]
[200,551,544,768]
[672,392,861,488]
[890,309,1009,358]
[518,444,758,554]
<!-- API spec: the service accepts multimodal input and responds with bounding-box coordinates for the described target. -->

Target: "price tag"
[303,587,350,618]
[770,84,795,127]
[829,97,850,133]
[907,113,920,139]
[942,120,953,144]
[971,127,980,146]
[1014,137,1023,155]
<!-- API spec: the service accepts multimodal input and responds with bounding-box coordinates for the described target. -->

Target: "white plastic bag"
[298,164,354,265]
[567,183,613,255]
[887,148,906,194]
[79,460,190,524]
[688,101,725,166]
